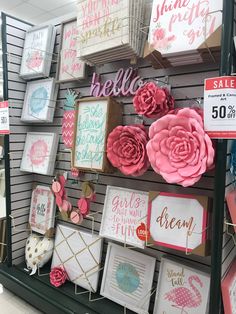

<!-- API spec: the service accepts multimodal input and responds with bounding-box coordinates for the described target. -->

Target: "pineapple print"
[62,89,78,149]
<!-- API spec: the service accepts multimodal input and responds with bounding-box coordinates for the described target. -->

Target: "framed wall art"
[226,189,236,232]
[222,259,236,314]
[29,185,56,235]
[21,78,58,123]
[51,224,103,292]
[20,25,56,80]
[100,186,149,248]
[56,18,86,82]
[148,192,211,256]
[154,256,210,314]
[20,132,59,175]
[72,97,122,173]
[100,243,156,314]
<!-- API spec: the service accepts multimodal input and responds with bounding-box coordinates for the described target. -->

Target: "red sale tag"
[0,101,10,134]
[136,223,150,241]
[204,76,236,139]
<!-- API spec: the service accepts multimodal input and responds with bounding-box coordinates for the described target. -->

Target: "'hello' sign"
[90,68,143,97]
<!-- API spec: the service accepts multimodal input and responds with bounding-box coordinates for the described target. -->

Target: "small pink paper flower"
[146,108,215,187]
[133,82,174,118]
[107,125,150,177]
[50,266,67,288]
[154,28,165,40]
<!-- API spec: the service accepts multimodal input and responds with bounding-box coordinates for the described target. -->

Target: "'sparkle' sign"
[90,67,143,97]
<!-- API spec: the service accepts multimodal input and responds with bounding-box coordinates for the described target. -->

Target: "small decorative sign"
[100,186,149,248]
[72,97,122,172]
[29,185,56,235]
[57,19,85,82]
[222,260,236,314]
[90,68,143,97]
[204,76,236,138]
[20,25,56,79]
[21,132,59,175]
[148,0,222,56]
[154,256,210,314]
[101,243,156,314]
[0,101,10,134]
[148,192,209,254]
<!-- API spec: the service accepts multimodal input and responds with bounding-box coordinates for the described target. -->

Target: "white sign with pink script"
[57,19,85,82]
[148,0,223,55]
[100,186,149,248]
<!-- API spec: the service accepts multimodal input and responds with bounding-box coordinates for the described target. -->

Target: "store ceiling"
[0,0,77,24]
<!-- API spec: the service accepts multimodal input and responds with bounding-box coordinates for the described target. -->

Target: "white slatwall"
[4,8,236,313]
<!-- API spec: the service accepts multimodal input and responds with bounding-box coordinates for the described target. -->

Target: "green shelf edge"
[0,263,133,314]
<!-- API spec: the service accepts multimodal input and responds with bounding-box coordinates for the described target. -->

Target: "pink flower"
[50,266,67,287]
[146,108,215,187]
[107,125,150,177]
[153,28,165,41]
[133,82,175,118]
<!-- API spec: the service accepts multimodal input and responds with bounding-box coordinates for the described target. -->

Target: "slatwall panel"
[6,9,235,313]
[5,16,33,265]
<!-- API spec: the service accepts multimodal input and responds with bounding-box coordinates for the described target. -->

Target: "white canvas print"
[21,78,58,123]
[101,243,156,314]
[154,257,210,314]
[20,132,59,175]
[100,186,149,248]
[51,224,103,292]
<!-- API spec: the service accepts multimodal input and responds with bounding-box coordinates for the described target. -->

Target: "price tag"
[0,101,10,134]
[204,76,236,138]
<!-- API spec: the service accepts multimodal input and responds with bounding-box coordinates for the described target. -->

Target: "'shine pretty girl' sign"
[100,186,149,248]
[90,68,143,97]
[148,0,223,55]
[148,192,209,253]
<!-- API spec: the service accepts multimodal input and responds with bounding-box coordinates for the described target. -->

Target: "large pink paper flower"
[107,125,150,177]
[133,82,174,118]
[146,108,215,187]
[50,266,67,288]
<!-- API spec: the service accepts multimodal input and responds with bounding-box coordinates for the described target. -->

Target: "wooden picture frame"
[56,18,86,83]
[29,185,56,235]
[72,97,122,173]
[148,191,211,256]
[100,243,156,314]
[154,256,210,314]
[20,25,56,80]
[99,186,149,248]
[222,259,236,314]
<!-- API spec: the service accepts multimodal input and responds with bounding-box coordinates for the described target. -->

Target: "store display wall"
[4,11,236,308]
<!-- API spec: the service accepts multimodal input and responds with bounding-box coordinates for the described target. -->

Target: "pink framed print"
[29,185,56,235]
[147,192,210,254]
[226,189,236,232]
[222,260,236,314]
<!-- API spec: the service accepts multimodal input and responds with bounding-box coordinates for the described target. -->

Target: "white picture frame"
[20,132,59,175]
[29,185,56,235]
[21,78,58,123]
[20,25,56,80]
[56,18,86,82]
[154,256,210,314]
[99,186,149,248]
[51,224,103,292]
[100,243,156,314]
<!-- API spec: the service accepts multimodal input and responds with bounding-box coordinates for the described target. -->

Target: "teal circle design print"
[116,263,140,293]
[30,87,48,114]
